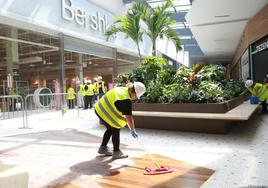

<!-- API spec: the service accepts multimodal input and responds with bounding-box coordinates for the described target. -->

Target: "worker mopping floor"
[135,138,174,175]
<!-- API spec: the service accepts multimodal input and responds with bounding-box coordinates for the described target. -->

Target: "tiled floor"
[0,109,268,188]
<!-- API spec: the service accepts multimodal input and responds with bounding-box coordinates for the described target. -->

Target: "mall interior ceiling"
[124,0,268,65]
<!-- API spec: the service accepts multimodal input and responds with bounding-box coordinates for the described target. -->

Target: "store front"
[0,0,149,96]
[0,24,61,96]
[251,35,268,82]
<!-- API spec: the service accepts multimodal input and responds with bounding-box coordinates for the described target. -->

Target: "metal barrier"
[0,95,25,128]
[24,93,79,128]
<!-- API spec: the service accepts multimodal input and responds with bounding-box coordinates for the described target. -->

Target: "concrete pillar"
[5,28,19,95]
[112,48,117,78]
[59,33,65,93]
[77,53,83,83]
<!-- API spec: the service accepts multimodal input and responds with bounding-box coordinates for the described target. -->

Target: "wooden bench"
[132,101,259,134]
[0,164,29,188]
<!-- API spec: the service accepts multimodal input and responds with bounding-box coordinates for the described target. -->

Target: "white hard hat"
[245,80,253,88]
[134,81,146,99]
[87,80,92,84]
[98,76,102,80]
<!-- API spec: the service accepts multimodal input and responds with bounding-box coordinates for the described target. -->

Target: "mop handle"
[136,138,161,169]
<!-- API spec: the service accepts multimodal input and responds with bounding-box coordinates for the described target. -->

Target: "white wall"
[156,37,189,67]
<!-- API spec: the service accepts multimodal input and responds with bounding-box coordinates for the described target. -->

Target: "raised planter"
[133,94,249,134]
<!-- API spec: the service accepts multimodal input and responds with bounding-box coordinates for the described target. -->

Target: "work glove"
[131,129,138,138]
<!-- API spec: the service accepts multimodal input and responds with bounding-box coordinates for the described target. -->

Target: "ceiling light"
[214,15,230,18]
[65,60,74,63]
[214,39,225,42]
[20,56,42,64]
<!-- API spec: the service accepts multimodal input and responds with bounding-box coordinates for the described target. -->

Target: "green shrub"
[120,56,245,103]
[128,56,167,86]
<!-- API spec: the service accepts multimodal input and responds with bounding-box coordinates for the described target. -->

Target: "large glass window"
[0,24,140,97]
[0,24,61,96]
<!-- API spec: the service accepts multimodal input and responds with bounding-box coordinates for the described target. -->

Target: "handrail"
[24,92,80,128]
[0,95,25,128]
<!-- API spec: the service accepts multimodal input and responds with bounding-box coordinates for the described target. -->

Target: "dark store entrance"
[252,35,268,82]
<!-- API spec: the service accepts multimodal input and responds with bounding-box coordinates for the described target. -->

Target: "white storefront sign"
[62,0,108,33]
[255,41,268,53]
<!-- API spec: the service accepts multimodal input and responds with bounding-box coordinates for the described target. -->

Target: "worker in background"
[95,81,146,159]
[95,76,107,100]
[93,77,98,104]
[262,76,268,113]
[77,81,85,108]
[8,87,17,111]
[66,84,75,109]
[245,79,268,113]
[84,80,94,109]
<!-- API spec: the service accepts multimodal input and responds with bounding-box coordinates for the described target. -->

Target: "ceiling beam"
[0,36,59,50]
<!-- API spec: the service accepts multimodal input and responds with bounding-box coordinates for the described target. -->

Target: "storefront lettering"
[62,0,108,33]
[254,41,268,54]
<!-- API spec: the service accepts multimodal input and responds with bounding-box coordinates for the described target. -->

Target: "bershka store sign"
[62,0,109,34]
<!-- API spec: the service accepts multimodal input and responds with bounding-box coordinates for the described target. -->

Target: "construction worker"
[264,77,268,111]
[93,77,98,104]
[245,79,268,113]
[84,80,94,109]
[66,84,75,109]
[8,87,17,111]
[95,81,146,159]
[77,81,85,108]
[94,76,107,100]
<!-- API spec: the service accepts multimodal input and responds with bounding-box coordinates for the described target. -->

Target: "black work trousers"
[84,95,93,109]
[67,99,75,109]
[95,111,120,151]
[261,100,267,113]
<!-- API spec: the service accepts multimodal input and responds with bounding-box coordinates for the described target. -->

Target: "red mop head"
[143,166,173,175]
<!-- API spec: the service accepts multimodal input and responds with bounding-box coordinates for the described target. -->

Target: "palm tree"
[105,2,145,62]
[142,0,182,56]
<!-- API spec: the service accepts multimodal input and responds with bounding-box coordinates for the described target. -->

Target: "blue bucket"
[250,96,259,104]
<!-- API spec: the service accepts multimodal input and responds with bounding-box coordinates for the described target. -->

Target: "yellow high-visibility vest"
[248,83,268,102]
[94,81,106,94]
[78,84,85,96]
[95,87,130,129]
[85,84,94,96]
[67,87,75,100]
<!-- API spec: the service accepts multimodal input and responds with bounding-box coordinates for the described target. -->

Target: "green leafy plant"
[128,56,167,86]
[105,2,145,61]
[141,0,182,55]
[142,79,163,103]
[120,56,245,103]
[106,0,182,59]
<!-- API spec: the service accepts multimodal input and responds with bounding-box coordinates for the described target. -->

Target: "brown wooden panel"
[134,116,232,134]
[50,154,215,188]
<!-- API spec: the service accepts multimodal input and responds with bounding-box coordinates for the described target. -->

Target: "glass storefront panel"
[116,52,139,74]
[0,24,140,98]
[0,24,61,96]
